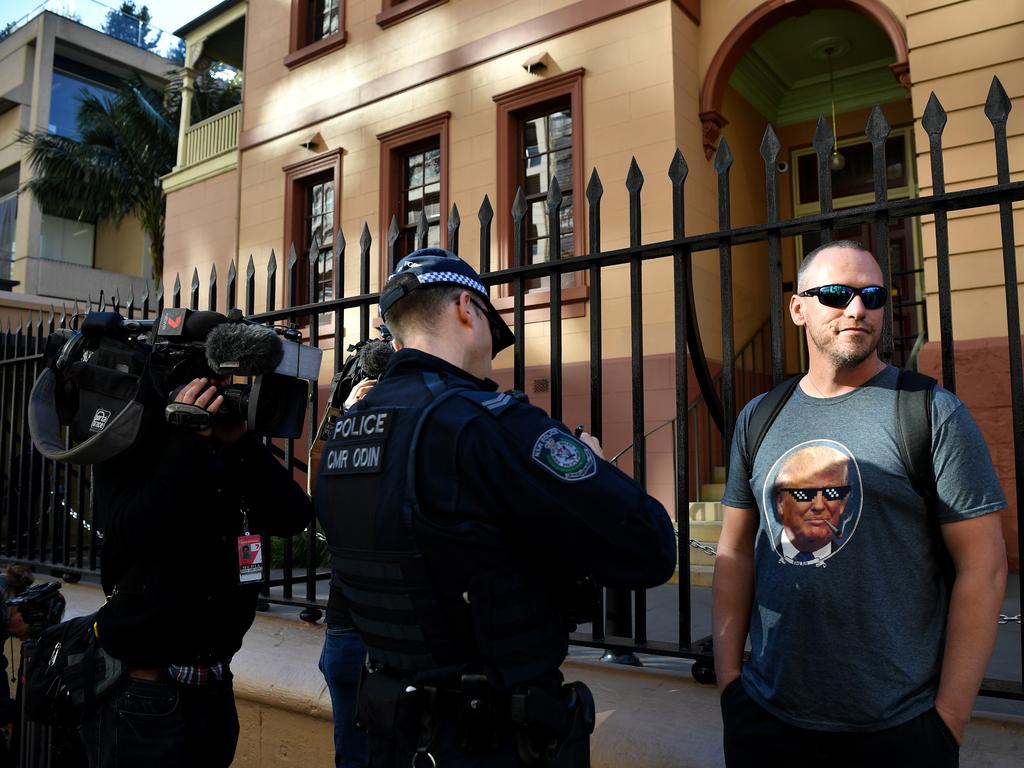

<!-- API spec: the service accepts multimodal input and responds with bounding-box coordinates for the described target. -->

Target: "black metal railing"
[1,78,1022,698]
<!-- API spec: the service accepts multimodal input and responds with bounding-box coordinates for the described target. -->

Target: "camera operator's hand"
[175,377,246,443]
[343,378,377,410]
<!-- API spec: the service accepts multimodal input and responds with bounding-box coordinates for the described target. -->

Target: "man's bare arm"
[935,512,1007,743]
[712,504,758,691]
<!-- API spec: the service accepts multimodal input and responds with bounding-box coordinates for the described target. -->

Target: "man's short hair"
[797,239,874,292]
[385,283,465,346]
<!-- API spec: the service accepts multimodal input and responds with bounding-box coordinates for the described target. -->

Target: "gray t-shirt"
[721,365,1006,731]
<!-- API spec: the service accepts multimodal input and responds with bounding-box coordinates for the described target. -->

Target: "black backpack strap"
[894,369,954,590]
[895,369,938,513]
[744,375,802,472]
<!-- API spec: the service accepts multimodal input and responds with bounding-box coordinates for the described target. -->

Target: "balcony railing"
[182,105,241,168]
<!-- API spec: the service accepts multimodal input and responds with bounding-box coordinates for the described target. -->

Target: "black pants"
[720,678,959,768]
[81,675,239,768]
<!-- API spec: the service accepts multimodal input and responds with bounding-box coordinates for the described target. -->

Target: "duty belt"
[357,670,595,767]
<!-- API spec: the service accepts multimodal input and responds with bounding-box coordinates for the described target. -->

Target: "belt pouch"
[356,672,421,750]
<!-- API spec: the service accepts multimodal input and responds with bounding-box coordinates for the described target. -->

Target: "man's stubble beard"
[809,323,880,369]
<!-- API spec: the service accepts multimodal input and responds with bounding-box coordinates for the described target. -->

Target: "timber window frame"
[377,112,450,286]
[286,0,347,69]
[492,69,586,320]
[376,0,448,29]
[283,148,343,310]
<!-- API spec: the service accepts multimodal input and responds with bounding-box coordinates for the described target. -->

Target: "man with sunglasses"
[314,248,675,767]
[713,240,1007,766]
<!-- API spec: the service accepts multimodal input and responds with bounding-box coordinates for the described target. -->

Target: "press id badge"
[237,534,263,583]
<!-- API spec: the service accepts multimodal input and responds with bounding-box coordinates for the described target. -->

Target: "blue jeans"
[319,626,368,768]
[81,675,239,768]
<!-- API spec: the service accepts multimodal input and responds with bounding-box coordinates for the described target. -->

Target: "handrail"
[610,316,775,464]
[187,103,242,132]
[182,105,242,168]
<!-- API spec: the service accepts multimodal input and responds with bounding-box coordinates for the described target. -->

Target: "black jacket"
[94,413,310,668]
[316,350,676,684]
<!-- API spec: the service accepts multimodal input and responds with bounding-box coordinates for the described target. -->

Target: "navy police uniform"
[314,250,675,768]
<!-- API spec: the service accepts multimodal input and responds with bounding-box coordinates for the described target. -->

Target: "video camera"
[28,307,323,466]
[5,582,65,641]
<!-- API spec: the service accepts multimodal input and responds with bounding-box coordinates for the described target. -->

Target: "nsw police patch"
[531,428,597,482]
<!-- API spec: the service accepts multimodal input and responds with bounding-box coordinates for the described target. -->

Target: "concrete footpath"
[45,578,1024,767]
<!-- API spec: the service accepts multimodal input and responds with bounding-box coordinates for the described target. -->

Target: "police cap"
[379,248,515,357]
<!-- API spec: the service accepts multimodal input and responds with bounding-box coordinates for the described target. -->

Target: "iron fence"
[1,77,1022,698]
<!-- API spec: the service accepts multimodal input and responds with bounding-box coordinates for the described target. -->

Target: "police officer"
[315,248,676,767]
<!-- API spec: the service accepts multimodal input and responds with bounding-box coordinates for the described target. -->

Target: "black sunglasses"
[779,486,852,503]
[798,284,887,310]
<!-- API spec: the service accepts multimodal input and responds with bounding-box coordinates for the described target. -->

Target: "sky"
[4,0,222,39]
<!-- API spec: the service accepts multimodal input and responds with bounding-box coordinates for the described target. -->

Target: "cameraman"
[315,249,676,767]
[84,367,311,768]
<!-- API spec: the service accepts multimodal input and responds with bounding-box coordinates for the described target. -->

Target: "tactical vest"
[315,372,567,690]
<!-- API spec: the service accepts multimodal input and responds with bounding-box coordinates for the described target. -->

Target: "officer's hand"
[578,431,604,460]
[344,378,376,410]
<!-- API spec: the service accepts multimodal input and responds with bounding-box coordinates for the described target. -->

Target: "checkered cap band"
[417,271,487,296]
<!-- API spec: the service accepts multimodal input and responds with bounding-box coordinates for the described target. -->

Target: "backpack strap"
[894,369,937,513]
[894,369,955,590]
[743,375,802,472]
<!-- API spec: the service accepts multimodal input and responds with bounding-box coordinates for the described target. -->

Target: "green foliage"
[102,1,159,51]
[0,22,16,42]
[168,38,186,66]
[19,78,177,280]
[269,528,331,570]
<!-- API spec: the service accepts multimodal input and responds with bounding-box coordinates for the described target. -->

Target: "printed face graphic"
[774,446,850,554]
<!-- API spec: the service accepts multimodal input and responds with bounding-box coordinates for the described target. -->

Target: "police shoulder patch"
[531,427,597,482]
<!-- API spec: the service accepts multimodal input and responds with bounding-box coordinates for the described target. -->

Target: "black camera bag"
[65,336,150,445]
[23,614,123,727]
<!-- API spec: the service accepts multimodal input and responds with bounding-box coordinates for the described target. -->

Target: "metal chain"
[688,538,718,558]
[998,614,1021,625]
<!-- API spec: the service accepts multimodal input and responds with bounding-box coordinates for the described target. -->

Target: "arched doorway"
[699,0,924,368]
[699,0,910,160]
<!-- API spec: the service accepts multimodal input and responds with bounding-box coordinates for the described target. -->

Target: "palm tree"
[20,78,176,280]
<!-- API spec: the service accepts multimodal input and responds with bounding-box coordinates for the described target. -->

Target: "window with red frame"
[302,176,335,304]
[377,113,449,281]
[287,0,346,68]
[519,102,574,291]
[493,69,585,316]
[283,149,342,311]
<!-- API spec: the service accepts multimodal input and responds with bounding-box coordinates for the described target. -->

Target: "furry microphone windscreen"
[358,339,393,378]
[205,323,285,376]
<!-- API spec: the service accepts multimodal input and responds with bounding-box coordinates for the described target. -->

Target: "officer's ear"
[453,291,475,327]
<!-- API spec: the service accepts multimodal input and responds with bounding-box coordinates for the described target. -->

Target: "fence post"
[866,105,892,361]
[448,203,461,257]
[760,125,785,387]
[669,149,692,650]
[585,170,606,641]
[985,77,1024,682]
[478,196,493,276]
[511,188,527,392]
[547,176,563,422]
[714,139,735,468]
